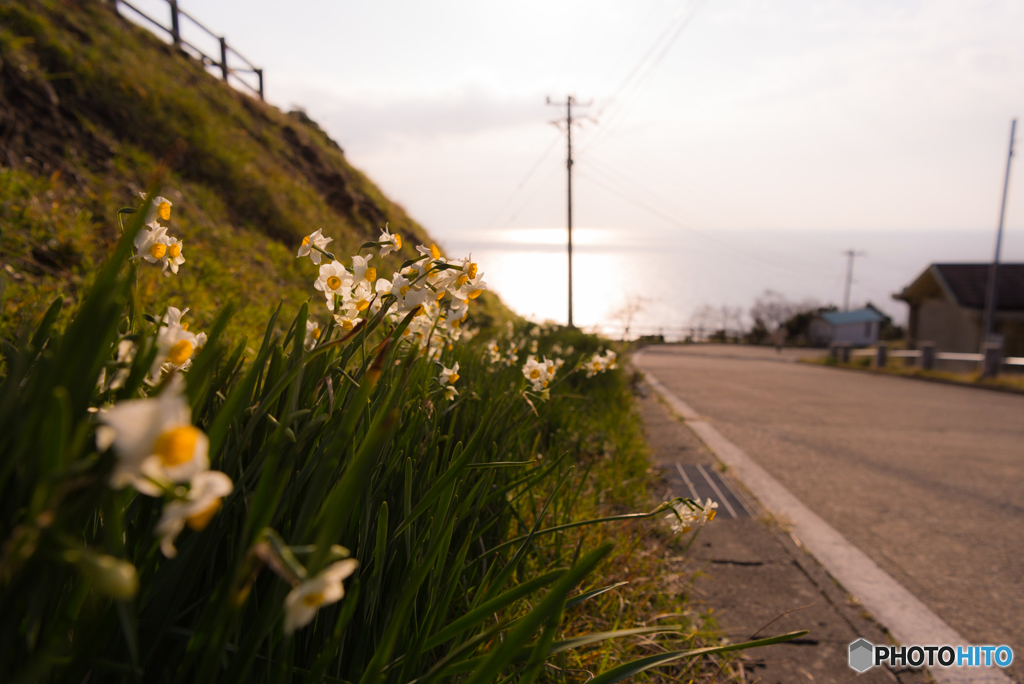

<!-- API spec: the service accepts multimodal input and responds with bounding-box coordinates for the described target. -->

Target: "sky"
[125,0,1024,328]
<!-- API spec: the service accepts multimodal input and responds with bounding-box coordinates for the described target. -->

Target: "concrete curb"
[635,350,1014,684]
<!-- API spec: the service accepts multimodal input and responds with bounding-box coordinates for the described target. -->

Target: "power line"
[485,133,562,230]
[576,156,837,280]
[575,168,839,281]
[582,0,709,153]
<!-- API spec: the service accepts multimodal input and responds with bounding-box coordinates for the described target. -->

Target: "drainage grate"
[672,464,752,518]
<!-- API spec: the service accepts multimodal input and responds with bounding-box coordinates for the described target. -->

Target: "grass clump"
[0,191,803,682]
[0,0,511,341]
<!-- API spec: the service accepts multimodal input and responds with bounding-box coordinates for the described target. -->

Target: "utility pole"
[982,118,1016,346]
[842,249,865,311]
[547,95,589,327]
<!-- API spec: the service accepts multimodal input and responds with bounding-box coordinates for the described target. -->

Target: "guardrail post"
[257,69,264,100]
[981,342,1003,378]
[875,342,888,368]
[840,343,851,364]
[219,37,229,81]
[169,0,181,46]
[919,341,935,370]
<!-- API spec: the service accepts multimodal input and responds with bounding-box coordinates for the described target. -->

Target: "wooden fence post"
[840,343,851,364]
[981,342,1003,378]
[875,342,888,368]
[169,0,181,47]
[257,69,264,100]
[219,36,229,81]
[919,342,935,370]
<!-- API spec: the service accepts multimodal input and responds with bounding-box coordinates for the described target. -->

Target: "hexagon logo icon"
[849,638,874,673]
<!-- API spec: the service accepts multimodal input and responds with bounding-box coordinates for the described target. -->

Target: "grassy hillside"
[0,0,511,340]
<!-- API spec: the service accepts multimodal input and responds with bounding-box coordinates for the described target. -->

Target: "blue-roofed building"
[808,306,886,346]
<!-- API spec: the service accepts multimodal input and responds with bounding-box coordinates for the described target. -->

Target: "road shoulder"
[638,386,930,684]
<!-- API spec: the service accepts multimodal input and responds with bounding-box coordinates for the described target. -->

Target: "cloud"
[287,85,549,151]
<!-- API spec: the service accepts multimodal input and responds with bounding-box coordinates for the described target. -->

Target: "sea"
[444,228,1024,339]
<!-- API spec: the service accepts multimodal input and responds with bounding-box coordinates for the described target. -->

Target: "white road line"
[674,462,702,501]
[696,463,739,518]
[636,352,1013,684]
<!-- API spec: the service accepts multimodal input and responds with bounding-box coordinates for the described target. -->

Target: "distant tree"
[609,295,648,339]
[864,302,905,341]
[749,290,796,331]
[745,317,770,345]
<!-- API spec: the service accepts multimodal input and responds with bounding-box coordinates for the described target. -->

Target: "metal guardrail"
[842,344,1022,372]
[111,0,263,100]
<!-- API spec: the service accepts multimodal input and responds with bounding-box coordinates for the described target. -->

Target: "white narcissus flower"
[139,192,172,223]
[666,498,718,534]
[333,308,360,331]
[96,376,209,496]
[522,355,547,392]
[98,339,137,392]
[439,362,460,387]
[415,243,442,261]
[133,223,169,264]
[351,254,375,286]
[378,225,401,256]
[314,261,352,311]
[297,228,333,265]
[153,307,200,377]
[304,320,321,351]
[349,281,374,312]
[444,385,459,401]
[284,559,359,635]
[155,471,233,558]
[160,235,185,274]
[452,272,487,301]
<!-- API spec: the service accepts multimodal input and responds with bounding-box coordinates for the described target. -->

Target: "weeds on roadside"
[0,188,803,682]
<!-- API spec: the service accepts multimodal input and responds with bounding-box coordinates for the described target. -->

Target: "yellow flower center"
[341,319,354,330]
[168,243,181,258]
[312,327,321,340]
[530,369,540,379]
[707,510,716,521]
[448,373,459,384]
[468,263,478,278]
[400,286,410,296]
[158,201,171,221]
[302,591,326,607]
[186,498,222,531]
[356,299,369,311]
[365,267,377,282]
[407,268,418,277]
[149,243,167,259]
[167,339,194,366]
[452,319,461,328]
[326,275,342,291]
[435,290,445,301]
[153,425,201,467]
[395,234,402,249]
[413,305,425,317]
[302,235,311,246]
[468,289,483,299]
[456,275,468,288]
[430,244,440,260]
[181,322,189,331]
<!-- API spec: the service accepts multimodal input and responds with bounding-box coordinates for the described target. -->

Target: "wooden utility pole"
[842,249,865,311]
[982,118,1016,346]
[547,96,589,327]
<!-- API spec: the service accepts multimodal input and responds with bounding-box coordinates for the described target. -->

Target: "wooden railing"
[111,0,264,100]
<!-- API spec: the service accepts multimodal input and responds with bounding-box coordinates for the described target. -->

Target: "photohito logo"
[848,639,1014,673]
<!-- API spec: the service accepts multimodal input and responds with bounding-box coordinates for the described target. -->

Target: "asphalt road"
[637,345,1024,682]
